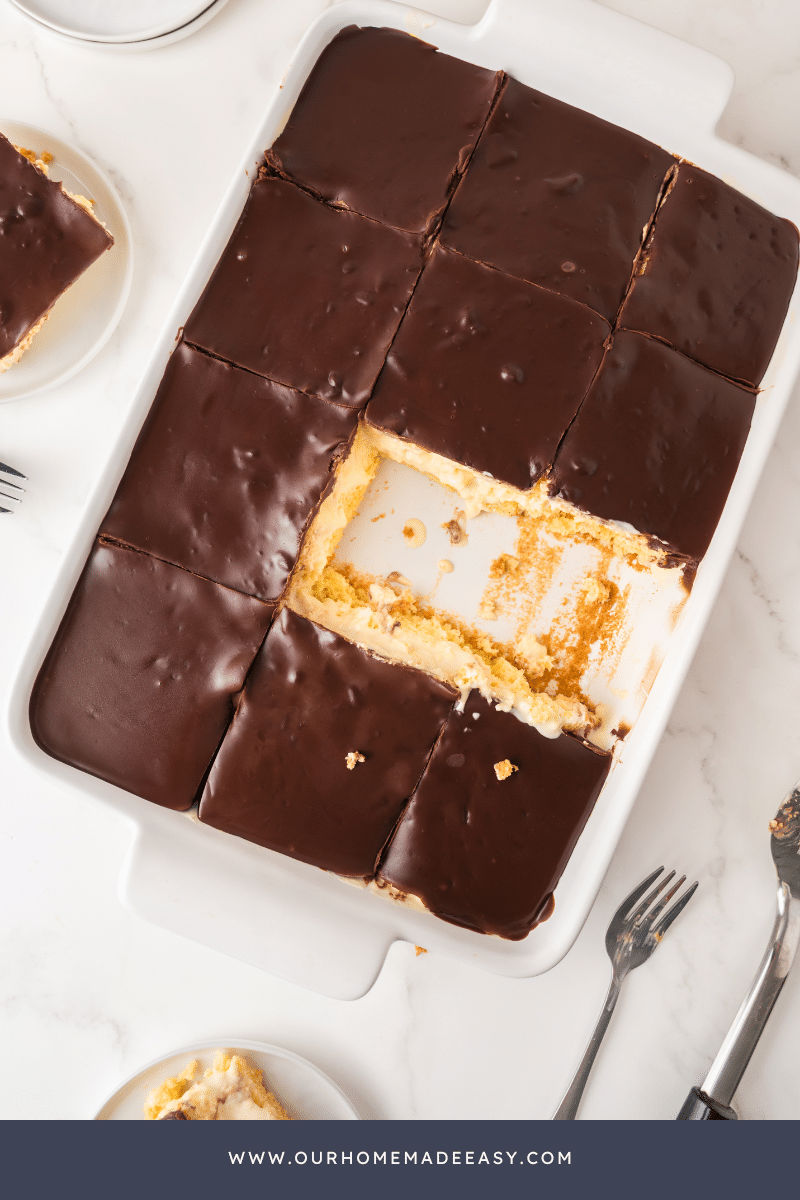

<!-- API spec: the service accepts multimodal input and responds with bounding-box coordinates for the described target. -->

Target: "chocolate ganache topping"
[0,132,113,359]
[378,692,611,940]
[200,608,456,878]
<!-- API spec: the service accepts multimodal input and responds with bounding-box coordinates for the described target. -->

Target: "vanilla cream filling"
[368,424,666,567]
[286,421,671,738]
[145,1052,290,1121]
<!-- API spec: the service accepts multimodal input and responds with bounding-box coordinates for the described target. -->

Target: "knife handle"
[676,1087,738,1120]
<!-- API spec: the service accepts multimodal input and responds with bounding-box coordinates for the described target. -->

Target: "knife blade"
[677,778,800,1120]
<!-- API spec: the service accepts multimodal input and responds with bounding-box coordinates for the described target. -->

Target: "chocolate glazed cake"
[549,331,758,562]
[266,25,503,234]
[377,693,611,940]
[30,25,799,943]
[101,342,357,602]
[366,243,609,489]
[199,608,456,879]
[0,132,113,369]
[183,176,424,408]
[619,162,799,388]
[440,79,675,321]
[30,541,274,811]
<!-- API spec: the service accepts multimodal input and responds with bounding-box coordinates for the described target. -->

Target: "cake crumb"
[442,509,468,546]
[517,632,551,675]
[490,553,520,579]
[403,517,426,548]
[582,576,613,604]
[770,803,798,838]
[17,145,53,169]
[438,559,454,573]
[369,582,398,608]
[414,945,427,956]
[386,571,412,589]
[478,597,498,621]
[494,759,518,781]
[346,751,366,770]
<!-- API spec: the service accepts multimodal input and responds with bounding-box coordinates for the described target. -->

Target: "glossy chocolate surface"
[199,608,456,878]
[550,331,757,561]
[378,692,611,940]
[101,342,356,601]
[184,176,423,408]
[441,80,674,321]
[619,162,799,387]
[366,245,609,489]
[0,132,113,358]
[266,26,502,234]
[30,541,273,811]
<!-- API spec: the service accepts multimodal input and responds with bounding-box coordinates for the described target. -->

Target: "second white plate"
[9,0,232,50]
[11,0,211,42]
[0,120,133,403]
[94,1039,360,1120]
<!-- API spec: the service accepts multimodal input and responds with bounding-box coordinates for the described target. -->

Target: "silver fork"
[0,461,25,513]
[677,780,800,1118]
[553,866,698,1120]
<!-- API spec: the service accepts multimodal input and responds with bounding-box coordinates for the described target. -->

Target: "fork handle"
[553,976,621,1119]
[677,885,800,1119]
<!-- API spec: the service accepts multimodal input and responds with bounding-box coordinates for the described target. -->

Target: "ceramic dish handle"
[120,821,394,1001]
[480,0,734,133]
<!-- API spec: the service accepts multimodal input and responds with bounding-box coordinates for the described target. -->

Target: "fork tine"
[0,460,25,509]
[642,873,686,928]
[652,880,698,940]
[630,870,676,926]
[611,866,664,926]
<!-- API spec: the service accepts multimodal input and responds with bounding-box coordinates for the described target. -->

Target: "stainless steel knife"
[677,778,800,1119]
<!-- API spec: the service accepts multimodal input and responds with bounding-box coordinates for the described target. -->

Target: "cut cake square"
[366,244,609,489]
[618,161,799,387]
[549,330,757,562]
[199,607,456,878]
[184,176,423,408]
[266,25,502,235]
[101,342,357,602]
[440,79,675,321]
[30,541,274,811]
[377,692,611,939]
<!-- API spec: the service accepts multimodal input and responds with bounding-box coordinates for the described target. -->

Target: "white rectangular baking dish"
[6,0,800,1000]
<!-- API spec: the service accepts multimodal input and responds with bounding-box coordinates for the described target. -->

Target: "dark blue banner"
[0,1118,791,1199]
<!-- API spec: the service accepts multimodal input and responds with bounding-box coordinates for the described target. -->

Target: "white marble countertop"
[1,0,799,1121]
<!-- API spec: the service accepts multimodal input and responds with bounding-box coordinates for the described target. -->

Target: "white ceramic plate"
[11,0,213,42]
[94,1040,360,1120]
[0,120,133,403]
[9,0,232,50]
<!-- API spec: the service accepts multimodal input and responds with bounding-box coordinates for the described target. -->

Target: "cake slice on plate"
[145,1051,290,1121]
[0,131,113,372]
